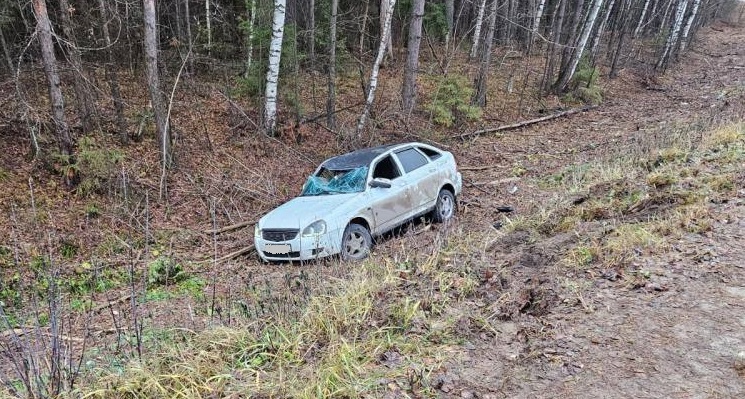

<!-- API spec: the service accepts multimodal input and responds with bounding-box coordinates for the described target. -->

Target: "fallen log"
[204,221,254,235]
[198,245,256,264]
[458,106,597,139]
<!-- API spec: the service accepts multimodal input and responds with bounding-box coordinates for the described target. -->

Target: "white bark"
[264,0,286,133]
[356,0,396,137]
[470,0,488,59]
[445,0,454,48]
[554,0,605,92]
[205,0,212,55]
[679,0,701,52]
[656,0,688,69]
[532,0,546,36]
[380,0,393,59]
[244,0,257,78]
[633,0,652,37]
[589,0,616,61]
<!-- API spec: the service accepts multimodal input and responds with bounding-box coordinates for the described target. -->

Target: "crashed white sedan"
[254,142,462,262]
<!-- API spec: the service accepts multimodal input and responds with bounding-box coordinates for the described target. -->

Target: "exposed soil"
[1,7,744,398]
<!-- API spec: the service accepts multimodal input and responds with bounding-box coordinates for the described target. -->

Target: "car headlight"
[254,225,260,237]
[302,220,326,237]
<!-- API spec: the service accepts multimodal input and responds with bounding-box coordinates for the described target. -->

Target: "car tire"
[341,223,372,261]
[432,189,456,223]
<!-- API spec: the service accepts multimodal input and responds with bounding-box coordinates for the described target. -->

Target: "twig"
[204,220,254,235]
[459,106,597,139]
[91,294,133,314]
[460,164,506,171]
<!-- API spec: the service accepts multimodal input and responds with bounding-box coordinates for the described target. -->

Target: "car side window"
[417,146,442,160]
[372,155,401,180]
[395,148,428,173]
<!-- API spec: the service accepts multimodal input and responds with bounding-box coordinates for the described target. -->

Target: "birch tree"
[33,0,73,157]
[656,0,688,70]
[470,0,488,59]
[402,0,425,115]
[472,0,498,107]
[206,0,212,56]
[553,0,605,93]
[530,0,546,47]
[380,0,393,60]
[679,0,702,52]
[143,0,172,168]
[445,0,454,47]
[244,0,257,78]
[633,0,652,37]
[355,0,396,137]
[264,0,286,134]
[327,0,338,130]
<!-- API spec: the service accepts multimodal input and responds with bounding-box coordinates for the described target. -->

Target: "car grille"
[262,229,299,242]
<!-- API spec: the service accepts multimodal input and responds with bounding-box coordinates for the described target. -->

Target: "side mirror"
[369,178,392,189]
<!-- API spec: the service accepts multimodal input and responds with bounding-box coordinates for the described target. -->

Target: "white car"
[254,142,462,262]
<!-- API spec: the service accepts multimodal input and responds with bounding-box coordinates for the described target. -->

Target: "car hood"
[259,193,362,230]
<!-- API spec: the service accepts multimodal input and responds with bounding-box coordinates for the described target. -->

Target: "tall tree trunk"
[543,0,567,92]
[678,0,701,52]
[185,0,194,74]
[445,0,454,47]
[560,0,586,74]
[244,0,257,78]
[99,0,127,144]
[143,0,172,167]
[472,0,498,107]
[308,0,315,62]
[470,0,488,59]
[589,0,616,62]
[33,0,73,157]
[380,0,393,60]
[264,0,287,134]
[59,0,95,133]
[356,0,396,137]
[0,23,13,74]
[327,0,338,130]
[633,0,652,37]
[530,0,546,47]
[553,0,605,93]
[402,0,425,115]
[206,0,212,56]
[656,0,688,70]
[359,0,369,54]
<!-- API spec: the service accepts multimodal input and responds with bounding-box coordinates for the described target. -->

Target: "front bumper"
[255,229,341,262]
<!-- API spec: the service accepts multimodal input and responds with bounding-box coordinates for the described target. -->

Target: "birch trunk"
[656,0,688,69]
[206,0,212,56]
[33,0,73,157]
[531,0,546,45]
[402,0,425,114]
[560,0,586,75]
[380,0,393,60]
[244,0,257,78]
[99,0,127,143]
[553,0,605,93]
[472,0,498,107]
[470,0,488,59]
[633,0,652,37]
[143,0,172,167]
[327,0,338,130]
[678,0,701,52]
[264,0,286,134]
[59,0,95,133]
[355,0,396,137]
[359,0,369,54]
[589,0,616,62]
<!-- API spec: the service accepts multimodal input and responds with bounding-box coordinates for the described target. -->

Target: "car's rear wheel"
[341,223,372,261]
[432,189,456,223]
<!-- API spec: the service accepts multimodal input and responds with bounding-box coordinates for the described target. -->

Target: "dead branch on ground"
[459,106,597,139]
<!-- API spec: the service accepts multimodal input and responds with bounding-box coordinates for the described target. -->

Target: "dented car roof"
[321,144,401,170]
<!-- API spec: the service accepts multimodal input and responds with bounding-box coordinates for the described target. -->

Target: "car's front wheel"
[341,223,372,261]
[432,189,456,223]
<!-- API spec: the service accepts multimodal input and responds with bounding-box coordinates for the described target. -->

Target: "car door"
[367,154,411,235]
[393,147,439,215]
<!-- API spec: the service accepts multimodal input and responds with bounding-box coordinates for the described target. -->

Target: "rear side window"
[418,146,442,160]
[395,148,428,173]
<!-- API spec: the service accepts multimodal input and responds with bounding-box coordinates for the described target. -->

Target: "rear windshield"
[301,166,368,196]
